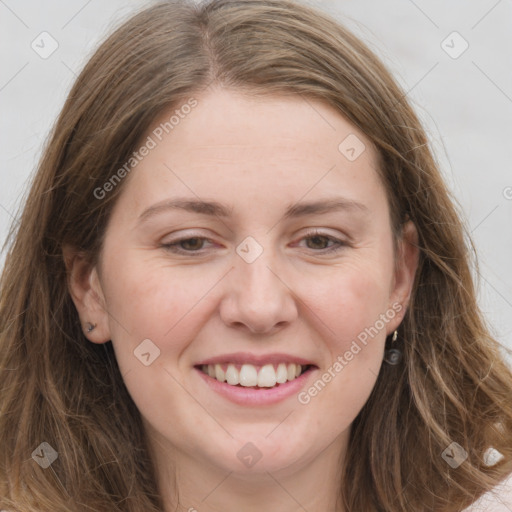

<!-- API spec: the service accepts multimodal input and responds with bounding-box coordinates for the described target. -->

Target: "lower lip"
[195,367,317,406]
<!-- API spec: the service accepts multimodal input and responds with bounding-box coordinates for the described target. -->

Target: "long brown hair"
[1,0,511,510]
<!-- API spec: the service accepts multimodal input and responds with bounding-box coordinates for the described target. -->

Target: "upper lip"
[195,352,317,367]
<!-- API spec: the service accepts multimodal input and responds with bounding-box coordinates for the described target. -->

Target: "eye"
[160,230,348,256]
[161,236,215,255]
[297,229,348,254]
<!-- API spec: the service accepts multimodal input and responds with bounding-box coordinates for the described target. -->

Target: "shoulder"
[463,473,512,511]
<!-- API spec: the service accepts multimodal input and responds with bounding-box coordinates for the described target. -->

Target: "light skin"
[64,87,419,511]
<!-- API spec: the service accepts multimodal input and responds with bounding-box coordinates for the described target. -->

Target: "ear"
[62,244,111,344]
[386,220,419,333]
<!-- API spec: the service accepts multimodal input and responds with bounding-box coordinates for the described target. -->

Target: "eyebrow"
[137,197,369,224]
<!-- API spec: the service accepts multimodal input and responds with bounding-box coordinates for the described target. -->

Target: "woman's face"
[68,87,417,479]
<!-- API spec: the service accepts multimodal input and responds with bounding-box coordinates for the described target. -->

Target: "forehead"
[114,87,386,219]
[150,87,372,160]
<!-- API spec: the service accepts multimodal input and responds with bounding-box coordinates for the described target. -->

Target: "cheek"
[294,263,392,413]
[302,260,393,345]
[100,252,218,373]
[104,252,210,323]
[99,256,216,435]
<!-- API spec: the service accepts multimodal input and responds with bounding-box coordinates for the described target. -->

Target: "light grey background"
[1,0,511,351]
[0,1,511,506]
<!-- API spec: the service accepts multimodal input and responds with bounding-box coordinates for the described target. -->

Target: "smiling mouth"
[195,362,314,389]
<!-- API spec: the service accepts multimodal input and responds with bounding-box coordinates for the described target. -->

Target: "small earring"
[384,330,402,365]
[86,322,96,333]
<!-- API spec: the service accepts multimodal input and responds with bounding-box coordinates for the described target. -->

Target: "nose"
[219,250,298,335]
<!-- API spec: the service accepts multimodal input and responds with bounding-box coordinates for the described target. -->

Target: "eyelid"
[160,231,218,254]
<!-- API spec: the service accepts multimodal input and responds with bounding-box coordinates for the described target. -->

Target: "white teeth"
[225,364,239,385]
[202,362,305,388]
[239,364,258,386]
[215,364,226,383]
[276,363,288,384]
[258,364,277,387]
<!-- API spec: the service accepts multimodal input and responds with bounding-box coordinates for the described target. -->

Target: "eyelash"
[160,229,348,256]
